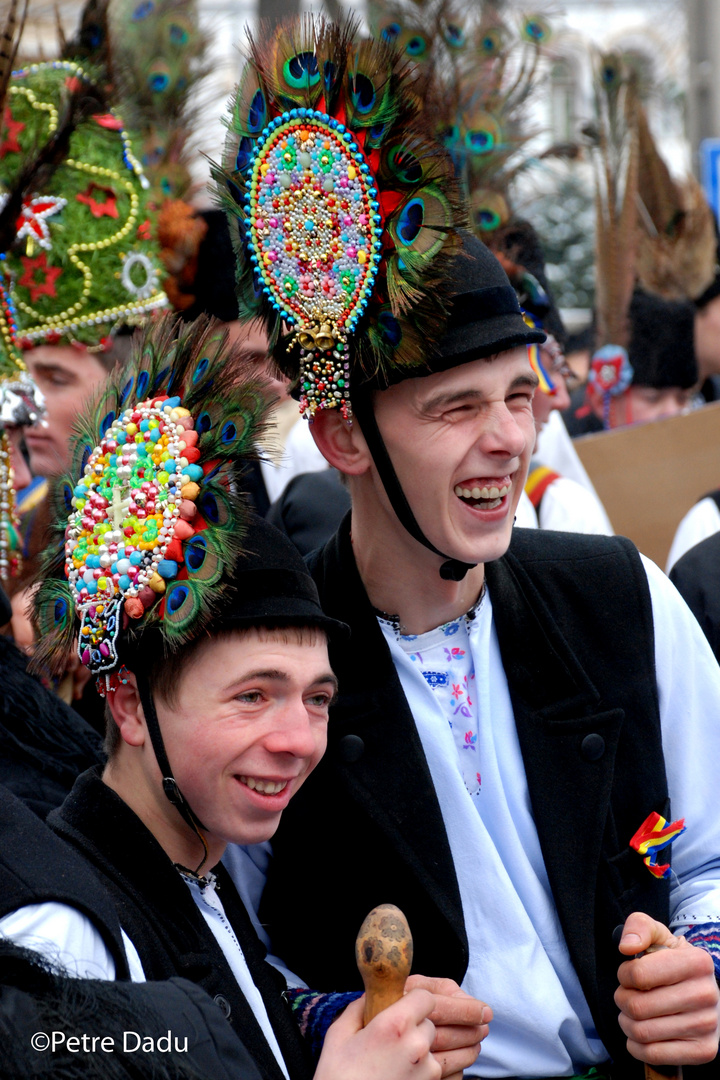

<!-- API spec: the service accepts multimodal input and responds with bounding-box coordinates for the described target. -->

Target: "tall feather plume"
[367,1,558,239]
[61,0,113,81]
[583,52,640,350]
[214,14,464,404]
[32,313,274,680]
[108,0,210,202]
[634,98,717,302]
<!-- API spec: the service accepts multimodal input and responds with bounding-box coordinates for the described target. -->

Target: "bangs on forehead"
[144,624,328,708]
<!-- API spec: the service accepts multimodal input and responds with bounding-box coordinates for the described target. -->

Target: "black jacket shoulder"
[0,782,129,977]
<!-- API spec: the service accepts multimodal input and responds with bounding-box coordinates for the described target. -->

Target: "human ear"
[309,407,372,476]
[106,673,147,748]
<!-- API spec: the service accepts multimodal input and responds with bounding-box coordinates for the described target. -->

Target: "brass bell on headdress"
[315,322,337,351]
[297,329,316,350]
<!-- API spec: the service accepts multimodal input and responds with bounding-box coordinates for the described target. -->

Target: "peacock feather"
[214,14,465,418]
[32,313,273,689]
[107,0,210,202]
[366,0,558,242]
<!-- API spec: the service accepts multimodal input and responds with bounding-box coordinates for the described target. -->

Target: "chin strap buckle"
[162,777,184,807]
[440,558,474,581]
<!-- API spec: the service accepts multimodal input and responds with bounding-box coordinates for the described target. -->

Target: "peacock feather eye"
[120,376,134,405]
[132,0,154,20]
[284,52,320,90]
[192,356,210,384]
[248,89,267,133]
[378,309,402,347]
[405,35,428,58]
[396,199,424,245]
[100,412,116,437]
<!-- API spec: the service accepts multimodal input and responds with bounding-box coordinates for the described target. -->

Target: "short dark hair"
[104,623,328,757]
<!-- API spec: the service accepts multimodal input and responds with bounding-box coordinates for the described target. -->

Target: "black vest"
[49,768,313,1080]
[0,782,129,978]
[261,522,678,1079]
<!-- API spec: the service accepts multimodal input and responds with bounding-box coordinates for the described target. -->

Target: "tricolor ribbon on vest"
[630,811,686,880]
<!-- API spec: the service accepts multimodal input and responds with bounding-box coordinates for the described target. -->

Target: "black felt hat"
[358,232,544,394]
[180,210,239,323]
[219,514,348,639]
[628,289,697,390]
[486,219,567,349]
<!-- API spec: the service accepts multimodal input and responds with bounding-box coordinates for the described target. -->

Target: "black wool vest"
[263,522,676,1079]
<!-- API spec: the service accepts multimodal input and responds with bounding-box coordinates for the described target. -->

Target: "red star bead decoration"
[15,196,67,250]
[18,252,64,303]
[0,108,25,159]
[76,183,119,219]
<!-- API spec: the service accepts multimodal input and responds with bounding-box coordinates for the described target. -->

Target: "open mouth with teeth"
[454,482,511,511]
[238,776,289,795]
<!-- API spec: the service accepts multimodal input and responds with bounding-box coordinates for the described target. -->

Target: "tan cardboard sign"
[573,401,720,568]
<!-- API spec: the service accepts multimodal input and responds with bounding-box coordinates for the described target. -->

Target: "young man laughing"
[246,237,720,1080]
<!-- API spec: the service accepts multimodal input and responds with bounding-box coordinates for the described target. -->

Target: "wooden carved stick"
[355,903,413,1027]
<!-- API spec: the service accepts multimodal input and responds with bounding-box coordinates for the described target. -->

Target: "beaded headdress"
[0,6,46,581]
[0,60,167,352]
[215,16,464,420]
[32,313,271,694]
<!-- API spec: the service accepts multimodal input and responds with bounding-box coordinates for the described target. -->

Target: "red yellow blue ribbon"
[523,312,555,394]
[630,811,686,879]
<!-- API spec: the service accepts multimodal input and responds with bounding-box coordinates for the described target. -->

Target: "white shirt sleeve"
[642,554,720,924]
[538,476,614,536]
[0,902,117,979]
[666,498,720,573]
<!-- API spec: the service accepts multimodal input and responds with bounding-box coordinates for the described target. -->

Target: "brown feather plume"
[0,0,28,119]
[633,99,716,301]
[586,53,640,350]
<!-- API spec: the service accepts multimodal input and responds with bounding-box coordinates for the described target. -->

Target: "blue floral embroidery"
[422,671,448,688]
[442,622,460,636]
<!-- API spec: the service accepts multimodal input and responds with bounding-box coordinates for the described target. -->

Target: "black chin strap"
[352,392,476,582]
[136,672,209,875]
